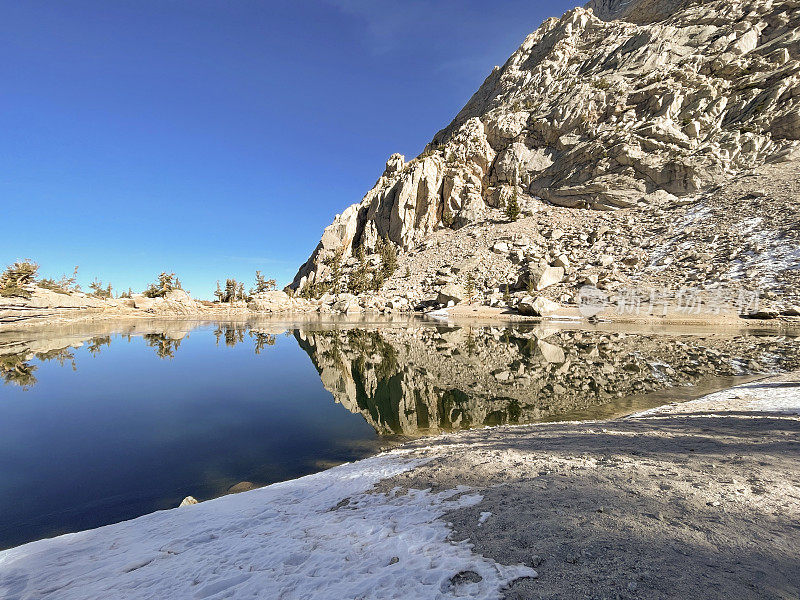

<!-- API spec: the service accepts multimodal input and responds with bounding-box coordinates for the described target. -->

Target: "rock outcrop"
[291,0,800,295]
[0,288,109,325]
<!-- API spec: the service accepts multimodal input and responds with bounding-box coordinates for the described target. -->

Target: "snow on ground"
[632,378,800,417]
[725,218,800,286]
[0,450,535,600]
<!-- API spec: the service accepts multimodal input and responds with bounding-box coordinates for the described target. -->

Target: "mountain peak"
[290,0,800,306]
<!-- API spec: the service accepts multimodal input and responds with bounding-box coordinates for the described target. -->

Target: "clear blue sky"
[1,0,576,298]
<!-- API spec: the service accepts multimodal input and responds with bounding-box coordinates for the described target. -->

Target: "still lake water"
[1,317,799,549]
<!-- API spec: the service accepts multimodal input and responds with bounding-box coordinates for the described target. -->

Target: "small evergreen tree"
[88,279,112,299]
[65,266,80,292]
[377,237,398,279]
[144,272,178,298]
[527,276,536,295]
[299,281,315,299]
[324,248,345,294]
[253,270,276,294]
[0,260,39,299]
[503,283,511,305]
[372,269,384,291]
[465,273,476,303]
[348,246,370,294]
[224,278,237,303]
[39,265,80,294]
[214,281,224,303]
[505,185,521,222]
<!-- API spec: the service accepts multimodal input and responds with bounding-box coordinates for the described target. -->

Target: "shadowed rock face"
[291,0,800,293]
[295,324,800,436]
[586,0,693,23]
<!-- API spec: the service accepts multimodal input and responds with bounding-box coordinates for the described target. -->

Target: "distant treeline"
[0,259,278,302]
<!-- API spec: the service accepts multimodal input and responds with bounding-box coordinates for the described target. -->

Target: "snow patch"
[0,450,535,600]
[726,219,800,285]
[632,379,800,417]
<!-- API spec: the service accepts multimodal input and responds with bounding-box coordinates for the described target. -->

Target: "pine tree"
[505,185,520,222]
[348,246,370,294]
[224,279,237,303]
[144,272,178,298]
[503,283,511,305]
[214,281,223,303]
[372,269,384,291]
[466,273,476,304]
[378,237,398,279]
[88,279,112,299]
[253,270,276,294]
[323,248,345,293]
[0,259,38,299]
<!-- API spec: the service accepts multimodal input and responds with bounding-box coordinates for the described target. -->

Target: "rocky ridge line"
[290,0,800,300]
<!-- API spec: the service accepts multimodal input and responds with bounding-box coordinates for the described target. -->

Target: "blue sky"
[1,0,576,298]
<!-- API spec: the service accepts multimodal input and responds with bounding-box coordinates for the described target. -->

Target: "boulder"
[332,293,359,313]
[526,266,565,291]
[742,308,779,320]
[165,289,192,303]
[536,340,566,364]
[438,284,466,305]
[517,296,563,317]
[553,255,570,269]
[491,242,510,254]
[227,481,258,494]
[131,294,159,310]
[248,290,292,313]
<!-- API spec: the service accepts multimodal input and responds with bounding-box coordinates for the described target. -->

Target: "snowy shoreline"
[1,374,799,599]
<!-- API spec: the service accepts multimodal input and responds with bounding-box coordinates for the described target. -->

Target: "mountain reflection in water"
[4,319,800,436]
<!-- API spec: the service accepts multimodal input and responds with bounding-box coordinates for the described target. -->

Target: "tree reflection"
[213,324,247,348]
[252,332,276,355]
[0,354,38,389]
[143,333,182,360]
[35,347,77,370]
[87,336,111,356]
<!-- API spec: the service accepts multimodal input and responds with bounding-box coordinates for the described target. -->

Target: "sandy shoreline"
[1,373,798,599]
[382,372,800,599]
[439,303,800,331]
[4,301,800,332]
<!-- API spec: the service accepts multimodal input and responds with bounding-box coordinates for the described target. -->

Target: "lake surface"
[1,317,799,549]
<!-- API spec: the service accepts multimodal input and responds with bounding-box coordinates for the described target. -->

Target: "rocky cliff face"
[291,0,800,292]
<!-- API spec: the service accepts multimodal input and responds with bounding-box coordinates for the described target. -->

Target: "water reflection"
[0,353,38,388]
[296,325,800,435]
[2,320,800,436]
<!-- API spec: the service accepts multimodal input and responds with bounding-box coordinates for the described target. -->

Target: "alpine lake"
[2,317,799,549]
